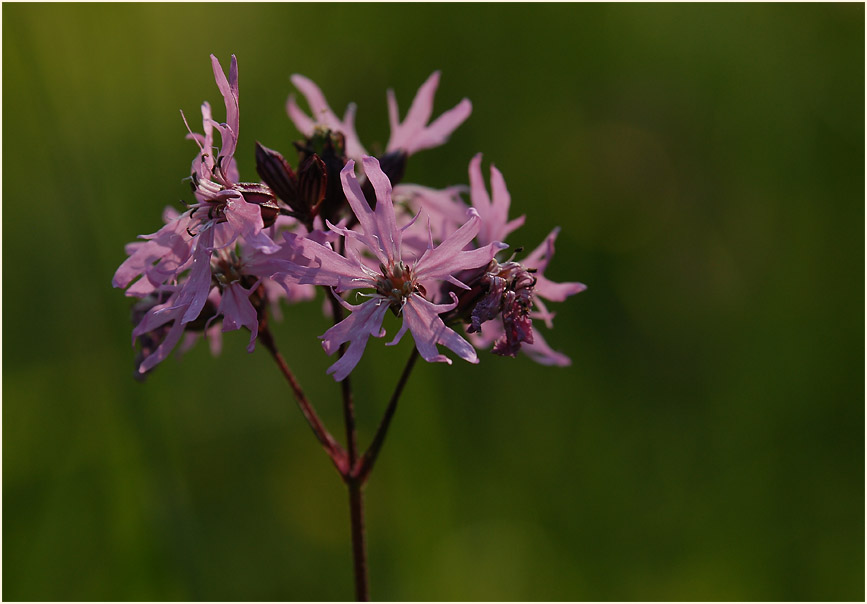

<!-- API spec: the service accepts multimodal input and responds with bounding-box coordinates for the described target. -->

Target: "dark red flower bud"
[255,142,298,204]
[292,128,351,225]
[297,154,328,218]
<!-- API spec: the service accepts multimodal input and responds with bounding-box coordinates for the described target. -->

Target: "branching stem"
[354,348,419,484]
[258,325,348,475]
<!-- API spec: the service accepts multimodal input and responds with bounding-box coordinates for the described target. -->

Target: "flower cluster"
[113,54,584,381]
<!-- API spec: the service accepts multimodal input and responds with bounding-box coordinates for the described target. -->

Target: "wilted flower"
[467,228,586,366]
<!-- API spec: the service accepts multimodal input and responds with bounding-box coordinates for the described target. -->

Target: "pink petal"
[364,156,401,264]
[534,274,587,303]
[209,121,238,184]
[340,159,399,266]
[404,98,472,156]
[186,102,215,180]
[112,211,195,290]
[290,74,336,128]
[177,228,216,324]
[401,294,478,365]
[210,54,239,144]
[523,227,559,272]
[386,72,472,156]
[523,228,587,302]
[521,329,572,367]
[415,208,507,281]
[138,317,186,374]
[469,154,524,245]
[395,184,469,247]
[132,297,188,373]
[286,93,315,137]
[320,297,390,381]
[287,75,368,160]
[391,71,440,148]
[224,195,280,253]
[283,232,369,290]
[217,282,259,352]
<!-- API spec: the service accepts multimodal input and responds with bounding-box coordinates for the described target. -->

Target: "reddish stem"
[258,325,348,475]
[354,348,419,484]
[326,288,370,601]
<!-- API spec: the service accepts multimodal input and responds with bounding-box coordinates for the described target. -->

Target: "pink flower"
[287,156,506,381]
[127,233,310,377]
[113,55,306,376]
[386,71,472,157]
[114,55,279,303]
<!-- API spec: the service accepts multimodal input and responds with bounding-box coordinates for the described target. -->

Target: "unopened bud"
[255,142,298,204]
[295,128,349,225]
[297,154,328,218]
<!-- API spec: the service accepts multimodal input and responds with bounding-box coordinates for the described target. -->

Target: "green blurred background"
[3,3,864,601]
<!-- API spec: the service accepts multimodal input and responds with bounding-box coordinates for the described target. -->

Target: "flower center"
[212,249,243,286]
[374,261,418,306]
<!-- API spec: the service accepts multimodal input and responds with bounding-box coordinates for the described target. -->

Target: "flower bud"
[255,142,298,203]
[297,154,327,217]
[295,128,349,225]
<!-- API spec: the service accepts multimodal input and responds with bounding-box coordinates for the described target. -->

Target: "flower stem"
[326,288,370,602]
[258,324,348,475]
[347,478,368,601]
[354,348,419,484]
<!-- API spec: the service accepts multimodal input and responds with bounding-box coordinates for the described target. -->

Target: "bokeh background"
[3,3,864,601]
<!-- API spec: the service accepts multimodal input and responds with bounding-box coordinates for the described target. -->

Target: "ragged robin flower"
[450,156,587,365]
[283,156,507,381]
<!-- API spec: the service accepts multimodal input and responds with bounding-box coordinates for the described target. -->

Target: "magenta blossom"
[127,233,309,376]
[286,156,506,381]
[113,55,278,306]
[112,55,297,376]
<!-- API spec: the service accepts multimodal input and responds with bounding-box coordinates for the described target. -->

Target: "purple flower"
[287,156,506,381]
[113,55,278,303]
[386,71,472,157]
[113,55,300,376]
[127,232,310,377]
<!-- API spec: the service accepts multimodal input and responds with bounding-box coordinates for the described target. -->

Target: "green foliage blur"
[3,3,863,601]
